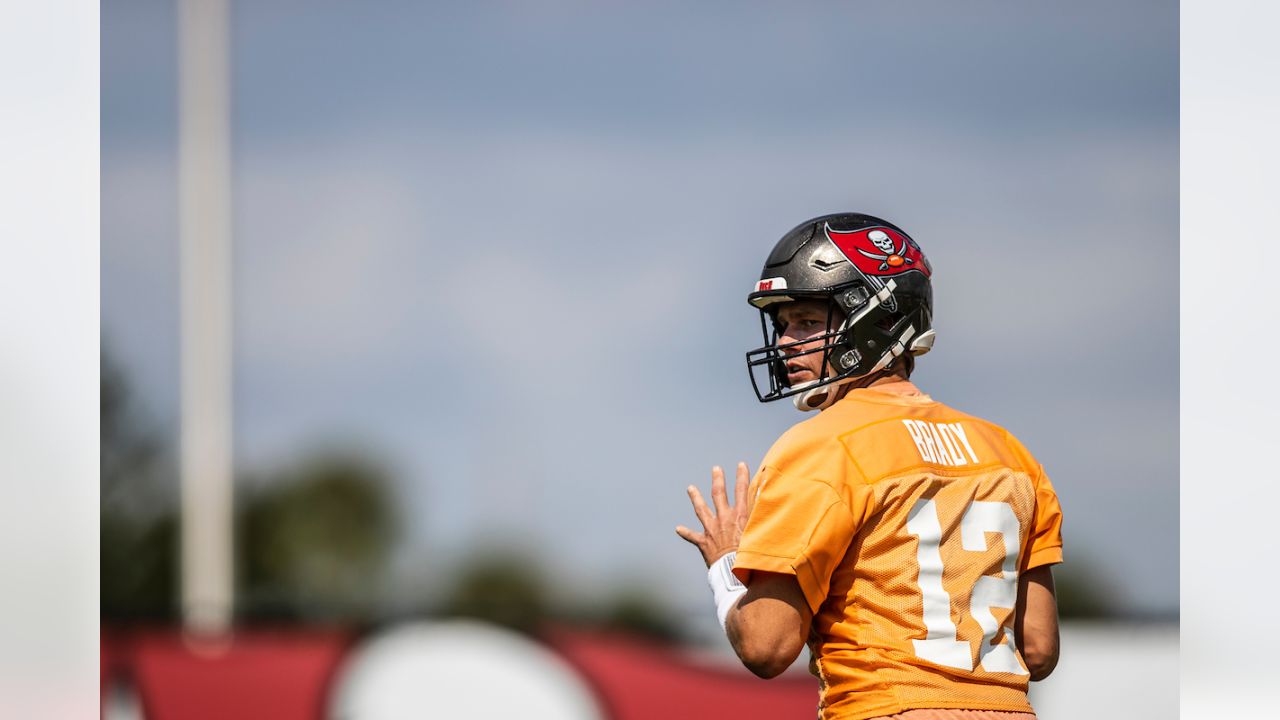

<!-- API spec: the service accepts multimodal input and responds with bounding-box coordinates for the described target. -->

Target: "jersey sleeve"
[1023,464,1064,571]
[732,465,862,614]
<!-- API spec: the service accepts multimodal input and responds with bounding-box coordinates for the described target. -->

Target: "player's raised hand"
[676,462,751,567]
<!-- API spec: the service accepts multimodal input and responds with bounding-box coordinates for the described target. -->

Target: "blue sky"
[103,1,1178,622]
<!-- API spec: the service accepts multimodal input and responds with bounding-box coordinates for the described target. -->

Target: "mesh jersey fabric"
[732,381,1063,720]
[874,710,1037,720]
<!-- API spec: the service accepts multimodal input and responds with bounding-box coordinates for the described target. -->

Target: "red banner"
[824,224,931,278]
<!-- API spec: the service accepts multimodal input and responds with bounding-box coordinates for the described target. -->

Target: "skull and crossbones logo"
[857,229,915,272]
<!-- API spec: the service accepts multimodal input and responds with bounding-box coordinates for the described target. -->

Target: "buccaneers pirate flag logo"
[823,223,931,278]
[823,223,931,312]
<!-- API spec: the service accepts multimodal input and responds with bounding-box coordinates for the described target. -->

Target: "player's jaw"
[780,342,831,385]
[784,358,820,385]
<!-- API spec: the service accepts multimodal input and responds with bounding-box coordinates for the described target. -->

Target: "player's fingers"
[710,466,730,515]
[687,485,714,527]
[674,525,705,546]
[734,462,750,515]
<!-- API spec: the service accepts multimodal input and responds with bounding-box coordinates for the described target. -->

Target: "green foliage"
[1052,560,1115,619]
[436,551,684,643]
[593,588,684,643]
[101,509,179,621]
[238,455,397,621]
[101,348,398,624]
[101,350,178,621]
[436,553,551,635]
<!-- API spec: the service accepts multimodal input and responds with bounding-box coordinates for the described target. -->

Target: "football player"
[677,213,1063,720]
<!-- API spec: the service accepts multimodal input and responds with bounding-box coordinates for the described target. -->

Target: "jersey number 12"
[904,498,1027,675]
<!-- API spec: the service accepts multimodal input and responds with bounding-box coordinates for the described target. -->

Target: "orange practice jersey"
[733,381,1063,720]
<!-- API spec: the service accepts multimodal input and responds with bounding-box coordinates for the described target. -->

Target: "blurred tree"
[238,455,397,622]
[436,552,551,635]
[103,348,399,623]
[594,587,684,643]
[101,349,179,621]
[1052,559,1115,619]
[436,550,684,642]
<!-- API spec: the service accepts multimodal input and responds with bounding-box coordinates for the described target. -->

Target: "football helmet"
[746,212,935,411]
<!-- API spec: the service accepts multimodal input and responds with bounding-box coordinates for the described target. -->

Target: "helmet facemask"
[746,278,924,409]
[746,298,857,405]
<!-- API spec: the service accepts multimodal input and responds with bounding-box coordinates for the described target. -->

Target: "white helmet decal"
[868,229,895,254]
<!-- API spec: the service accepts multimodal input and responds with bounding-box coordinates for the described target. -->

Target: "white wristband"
[707,551,747,630]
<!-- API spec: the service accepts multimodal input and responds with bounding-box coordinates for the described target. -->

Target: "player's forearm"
[726,606,799,678]
[1017,612,1059,681]
[724,585,809,679]
[1015,565,1060,680]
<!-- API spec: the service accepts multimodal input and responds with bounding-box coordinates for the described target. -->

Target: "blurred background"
[102,1,1177,718]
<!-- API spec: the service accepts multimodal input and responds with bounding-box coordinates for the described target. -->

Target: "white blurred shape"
[1028,622,1177,720]
[329,621,602,720]
[178,0,234,638]
[102,680,144,720]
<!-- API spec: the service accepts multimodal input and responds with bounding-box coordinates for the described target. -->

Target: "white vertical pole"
[178,0,233,639]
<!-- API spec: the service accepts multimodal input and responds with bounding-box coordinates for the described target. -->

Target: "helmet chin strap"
[792,376,859,412]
